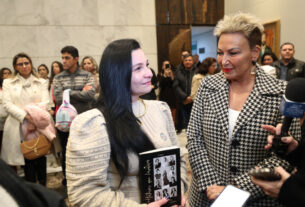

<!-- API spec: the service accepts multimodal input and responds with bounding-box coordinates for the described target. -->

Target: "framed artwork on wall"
[263,20,280,58]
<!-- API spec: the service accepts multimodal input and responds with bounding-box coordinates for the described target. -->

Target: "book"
[139,146,181,206]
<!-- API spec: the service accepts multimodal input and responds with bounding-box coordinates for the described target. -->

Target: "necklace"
[135,98,147,119]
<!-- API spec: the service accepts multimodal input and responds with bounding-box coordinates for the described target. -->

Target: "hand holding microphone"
[262,124,299,154]
[271,78,305,157]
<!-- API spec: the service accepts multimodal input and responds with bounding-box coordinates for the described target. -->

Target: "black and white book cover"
[139,146,181,206]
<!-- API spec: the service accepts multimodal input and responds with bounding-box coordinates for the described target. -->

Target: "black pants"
[57,130,69,179]
[181,102,193,129]
[24,156,47,186]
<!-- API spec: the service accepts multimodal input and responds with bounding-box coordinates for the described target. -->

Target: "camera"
[249,168,281,181]
[165,64,170,69]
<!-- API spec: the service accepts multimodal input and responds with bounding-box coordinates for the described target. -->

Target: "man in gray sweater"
[53,45,95,187]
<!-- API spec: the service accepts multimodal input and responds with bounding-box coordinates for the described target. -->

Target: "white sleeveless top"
[228,108,240,140]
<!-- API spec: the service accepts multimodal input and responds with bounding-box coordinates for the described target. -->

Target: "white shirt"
[228,108,240,140]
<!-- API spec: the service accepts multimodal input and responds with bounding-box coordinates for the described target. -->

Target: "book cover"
[139,146,181,206]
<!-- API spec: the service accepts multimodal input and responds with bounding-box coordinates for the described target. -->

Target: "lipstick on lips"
[223,68,232,73]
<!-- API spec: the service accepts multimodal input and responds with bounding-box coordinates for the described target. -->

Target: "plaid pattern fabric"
[187,68,301,206]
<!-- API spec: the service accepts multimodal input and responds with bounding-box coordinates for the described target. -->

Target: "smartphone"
[165,63,170,69]
[211,185,250,207]
[249,168,281,181]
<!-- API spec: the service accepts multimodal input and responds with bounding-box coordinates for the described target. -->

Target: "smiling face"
[15,57,32,78]
[217,33,259,81]
[131,49,152,102]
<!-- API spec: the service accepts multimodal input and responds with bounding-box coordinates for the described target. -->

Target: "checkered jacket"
[187,68,301,206]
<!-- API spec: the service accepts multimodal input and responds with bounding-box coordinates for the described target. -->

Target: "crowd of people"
[0,11,304,207]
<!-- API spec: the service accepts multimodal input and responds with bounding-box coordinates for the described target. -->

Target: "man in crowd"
[272,42,305,81]
[176,50,190,72]
[53,46,95,187]
[173,54,196,130]
[193,54,201,68]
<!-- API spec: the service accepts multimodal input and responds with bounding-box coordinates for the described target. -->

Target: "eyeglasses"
[16,62,30,67]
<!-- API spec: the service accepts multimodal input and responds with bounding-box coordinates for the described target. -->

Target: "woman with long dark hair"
[49,61,63,118]
[66,39,187,206]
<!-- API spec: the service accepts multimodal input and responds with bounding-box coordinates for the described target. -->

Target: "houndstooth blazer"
[187,68,301,207]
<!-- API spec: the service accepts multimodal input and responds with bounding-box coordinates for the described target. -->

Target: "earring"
[250,66,256,75]
[250,60,256,75]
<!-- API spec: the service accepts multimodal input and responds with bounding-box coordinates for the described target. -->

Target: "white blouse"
[228,108,240,140]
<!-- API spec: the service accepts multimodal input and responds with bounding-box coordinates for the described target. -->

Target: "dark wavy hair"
[197,57,216,75]
[261,52,278,65]
[96,39,155,186]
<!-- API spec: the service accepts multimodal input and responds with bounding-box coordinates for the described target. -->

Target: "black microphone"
[272,78,305,157]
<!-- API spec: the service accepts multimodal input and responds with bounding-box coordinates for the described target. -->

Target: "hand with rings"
[206,185,225,200]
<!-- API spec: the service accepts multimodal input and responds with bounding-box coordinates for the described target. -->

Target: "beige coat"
[1,74,49,165]
[190,73,205,100]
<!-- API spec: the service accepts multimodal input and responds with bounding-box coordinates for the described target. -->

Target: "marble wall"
[0,0,157,73]
[225,0,305,61]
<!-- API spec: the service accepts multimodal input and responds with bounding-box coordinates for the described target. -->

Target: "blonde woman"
[81,56,99,94]
[187,13,301,206]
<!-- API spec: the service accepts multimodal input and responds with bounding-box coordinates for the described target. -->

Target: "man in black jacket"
[272,42,305,81]
[173,54,196,129]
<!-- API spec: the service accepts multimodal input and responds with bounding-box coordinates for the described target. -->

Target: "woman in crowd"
[37,64,50,80]
[190,57,216,100]
[260,52,278,78]
[50,61,63,85]
[80,56,99,94]
[1,53,50,185]
[49,61,63,117]
[187,12,301,206]
[0,68,12,80]
[66,39,187,206]
[158,60,177,125]
[0,68,12,153]
[261,52,278,66]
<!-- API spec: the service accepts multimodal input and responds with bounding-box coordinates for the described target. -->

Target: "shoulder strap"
[62,89,70,104]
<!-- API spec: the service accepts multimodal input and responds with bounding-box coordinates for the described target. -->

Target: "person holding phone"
[158,60,177,125]
[251,114,305,207]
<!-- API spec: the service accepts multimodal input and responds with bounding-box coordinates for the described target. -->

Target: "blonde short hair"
[214,12,264,48]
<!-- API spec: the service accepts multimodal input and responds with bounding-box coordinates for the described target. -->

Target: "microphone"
[272,78,305,157]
